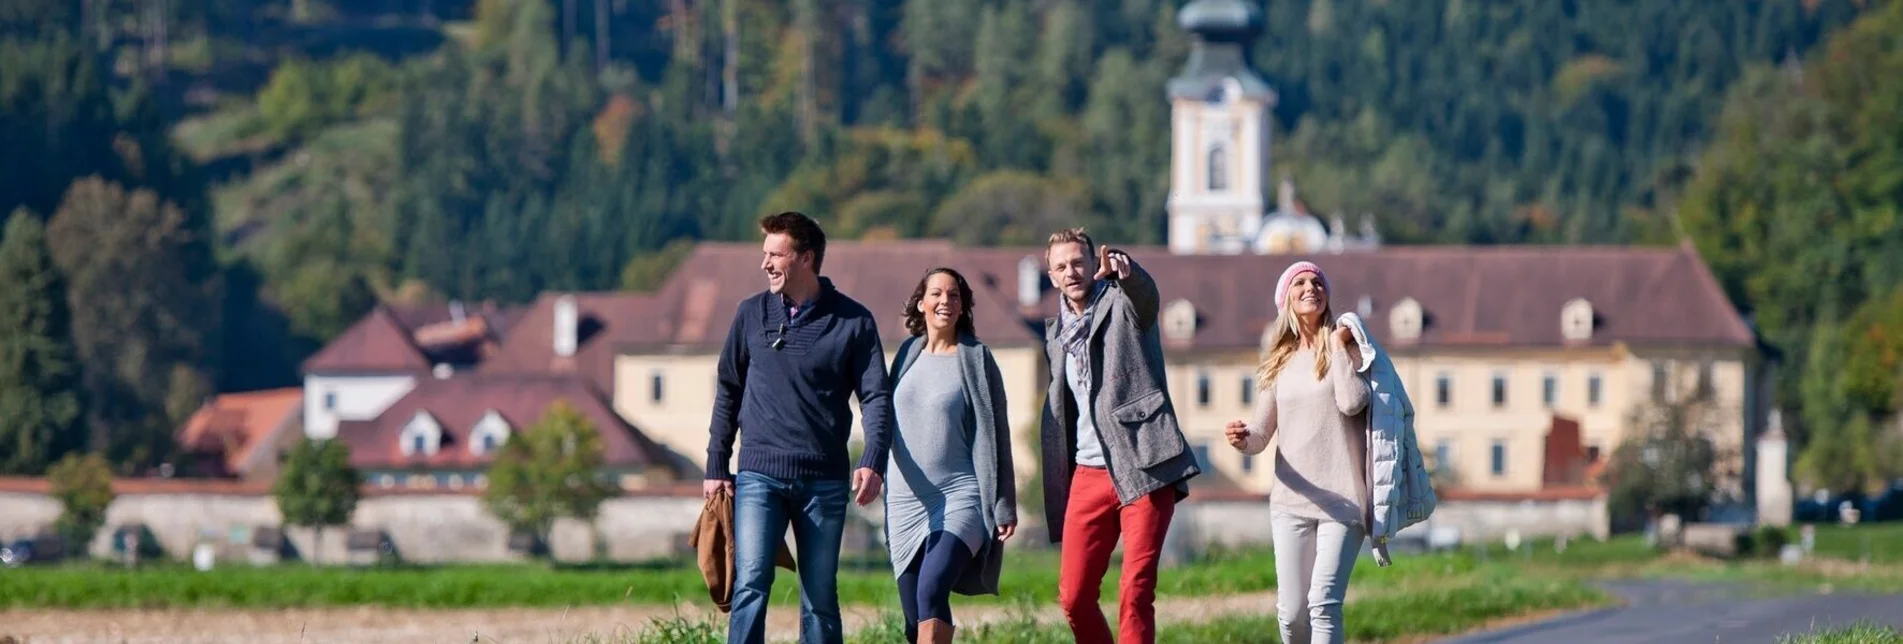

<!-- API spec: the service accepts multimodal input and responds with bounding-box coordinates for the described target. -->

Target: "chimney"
[1017,255,1043,308]
[449,299,466,323]
[554,294,578,357]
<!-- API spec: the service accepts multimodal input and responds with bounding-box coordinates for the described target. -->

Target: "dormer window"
[1562,298,1595,342]
[399,410,442,457]
[1390,298,1423,342]
[470,410,512,456]
[1164,299,1198,342]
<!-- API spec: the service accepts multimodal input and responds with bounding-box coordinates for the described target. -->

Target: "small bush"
[1754,525,1791,558]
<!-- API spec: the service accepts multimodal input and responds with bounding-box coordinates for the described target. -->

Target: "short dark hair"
[903,267,978,339]
[760,211,828,273]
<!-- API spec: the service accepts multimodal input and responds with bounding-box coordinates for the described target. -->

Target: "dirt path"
[0,592,1281,643]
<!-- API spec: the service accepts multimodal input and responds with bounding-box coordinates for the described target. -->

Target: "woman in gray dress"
[885,267,1017,644]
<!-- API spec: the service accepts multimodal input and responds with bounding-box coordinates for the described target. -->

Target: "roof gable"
[176,388,304,475]
[336,374,671,471]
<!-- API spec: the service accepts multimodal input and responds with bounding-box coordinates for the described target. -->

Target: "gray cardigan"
[888,333,1017,596]
[1039,260,1201,542]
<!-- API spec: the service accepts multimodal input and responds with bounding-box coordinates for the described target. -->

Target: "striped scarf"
[1059,281,1107,384]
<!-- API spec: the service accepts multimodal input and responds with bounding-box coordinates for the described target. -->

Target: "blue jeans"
[730,471,850,644]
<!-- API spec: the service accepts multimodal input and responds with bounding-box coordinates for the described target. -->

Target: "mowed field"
[2,525,1899,643]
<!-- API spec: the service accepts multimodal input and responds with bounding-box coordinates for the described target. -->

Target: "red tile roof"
[614,240,1753,353]
[302,301,524,375]
[479,292,668,393]
[336,374,672,472]
[175,388,303,476]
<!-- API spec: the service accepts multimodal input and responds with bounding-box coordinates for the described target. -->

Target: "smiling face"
[1287,271,1327,322]
[918,272,964,334]
[760,232,812,295]
[1046,241,1099,308]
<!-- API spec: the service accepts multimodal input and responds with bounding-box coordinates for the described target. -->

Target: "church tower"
[1166,0,1276,255]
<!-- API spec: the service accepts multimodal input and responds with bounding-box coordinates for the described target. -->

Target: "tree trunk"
[312,525,322,567]
[716,0,739,159]
[594,0,609,72]
[563,0,577,58]
[795,0,818,145]
[722,0,738,116]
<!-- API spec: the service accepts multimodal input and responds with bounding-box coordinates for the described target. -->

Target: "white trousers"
[1271,512,1365,644]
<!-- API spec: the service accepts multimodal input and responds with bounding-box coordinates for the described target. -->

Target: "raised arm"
[1118,258,1161,331]
[705,304,752,480]
[852,321,894,475]
[1329,345,1371,416]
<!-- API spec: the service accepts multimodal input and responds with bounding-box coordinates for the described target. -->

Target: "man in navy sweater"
[705,211,893,644]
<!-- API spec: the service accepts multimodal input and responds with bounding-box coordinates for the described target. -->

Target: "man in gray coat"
[1038,227,1201,644]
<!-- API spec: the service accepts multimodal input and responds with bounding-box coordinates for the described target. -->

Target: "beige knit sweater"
[1240,346,1372,524]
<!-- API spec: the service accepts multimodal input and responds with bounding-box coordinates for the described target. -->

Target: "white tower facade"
[1166,0,1277,255]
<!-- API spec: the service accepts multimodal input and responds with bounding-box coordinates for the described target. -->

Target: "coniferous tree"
[0,209,83,474]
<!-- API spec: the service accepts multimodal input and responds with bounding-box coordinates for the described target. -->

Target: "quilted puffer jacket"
[1338,312,1438,566]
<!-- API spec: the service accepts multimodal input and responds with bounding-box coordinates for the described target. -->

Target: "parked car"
[0,534,66,568]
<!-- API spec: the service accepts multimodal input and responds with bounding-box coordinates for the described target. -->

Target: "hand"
[703,478,733,499]
[1094,245,1131,280]
[996,522,1017,542]
[1224,420,1250,451]
[1331,326,1356,351]
[851,468,883,506]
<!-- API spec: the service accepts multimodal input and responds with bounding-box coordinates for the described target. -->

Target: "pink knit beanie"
[1274,261,1328,313]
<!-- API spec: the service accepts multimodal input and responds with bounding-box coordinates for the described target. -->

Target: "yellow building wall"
[613,343,1751,497]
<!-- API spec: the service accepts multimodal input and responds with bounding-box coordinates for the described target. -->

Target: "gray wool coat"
[887,333,1017,596]
[1039,260,1201,542]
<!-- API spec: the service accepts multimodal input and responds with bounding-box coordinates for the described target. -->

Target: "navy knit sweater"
[705,278,894,481]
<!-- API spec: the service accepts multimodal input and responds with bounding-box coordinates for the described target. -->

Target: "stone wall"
[1178,493,1610,550]
[0,484,1606,564]
[0,486,703,564]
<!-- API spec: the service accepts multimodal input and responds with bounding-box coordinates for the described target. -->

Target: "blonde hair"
[1256,289,1336,390]
[1045,227,1096,262]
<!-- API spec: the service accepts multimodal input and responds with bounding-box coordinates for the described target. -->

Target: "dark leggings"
[896,531,975,642]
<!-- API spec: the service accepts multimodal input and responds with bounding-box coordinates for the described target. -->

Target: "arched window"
[1207,144,1230,191]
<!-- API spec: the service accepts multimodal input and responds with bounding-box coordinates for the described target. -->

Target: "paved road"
[1436,579,1903,644]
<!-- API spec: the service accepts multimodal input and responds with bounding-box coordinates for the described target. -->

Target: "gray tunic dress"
[885,353,987,575]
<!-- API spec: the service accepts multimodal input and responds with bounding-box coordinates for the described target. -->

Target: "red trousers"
[1058,465,1178,644]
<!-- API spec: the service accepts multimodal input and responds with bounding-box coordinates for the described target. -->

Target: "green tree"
[47,178,220,469]
[273,438,361,566]
[928,171,1091,246]
[0,209,83,474]
[1602,400,1728,528]
[46,452,114,552]
[1679,1,1903,492]
[618,238,698,292]
[483,401,614,558]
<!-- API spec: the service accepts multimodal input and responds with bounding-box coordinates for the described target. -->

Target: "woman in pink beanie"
[1223,260,1370,644]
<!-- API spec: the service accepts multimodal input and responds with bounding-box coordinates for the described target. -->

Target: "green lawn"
[0,540,1517,611]
[0,548,1271,610]
[1778,622,1903,644]
[3,524,1895,616]
[1807,523,1903,564]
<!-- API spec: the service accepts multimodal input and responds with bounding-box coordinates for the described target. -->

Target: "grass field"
[3,523,1897,644]
[1777,622,1903,644]
[601,563,1611,644]
[0,540,1508,611]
